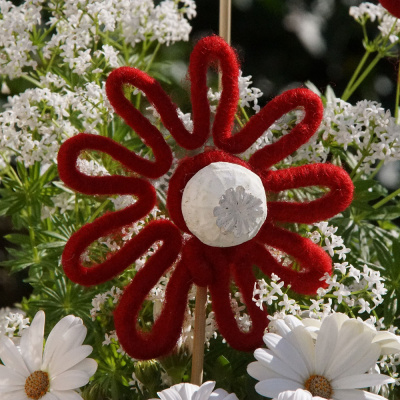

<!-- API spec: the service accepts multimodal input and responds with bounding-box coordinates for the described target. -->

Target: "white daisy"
[0,310,97,400]
[248,313,400,400]
[151,381,239,400]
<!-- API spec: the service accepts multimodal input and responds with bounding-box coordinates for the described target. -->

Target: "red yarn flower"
[379,0,400,19]
[57,36,354,360]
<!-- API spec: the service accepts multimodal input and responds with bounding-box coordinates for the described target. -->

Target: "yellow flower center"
[304,374,333,399]
[24,371,50,400]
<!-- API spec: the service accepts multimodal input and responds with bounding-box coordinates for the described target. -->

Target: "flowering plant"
[1,1,400,400]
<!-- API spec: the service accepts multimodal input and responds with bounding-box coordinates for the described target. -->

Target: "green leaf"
[3,233,31,245]
[372,239,392,269]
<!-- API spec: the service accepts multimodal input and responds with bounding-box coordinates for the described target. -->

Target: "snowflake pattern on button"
[214,186,264,238]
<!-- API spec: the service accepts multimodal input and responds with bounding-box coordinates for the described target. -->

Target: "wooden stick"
[219,0,232,45]
[190,0,232,386]
[190,286,208,385]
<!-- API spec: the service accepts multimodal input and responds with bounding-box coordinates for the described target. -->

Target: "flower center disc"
[181,162,267,247]
[25,370,50,400]
[304,374,333,399]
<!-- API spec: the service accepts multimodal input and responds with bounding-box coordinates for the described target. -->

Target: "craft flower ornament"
[57,35,354,360]
[0,310,97,400]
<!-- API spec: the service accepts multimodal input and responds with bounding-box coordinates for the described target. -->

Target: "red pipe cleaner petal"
[114,256,192,360]
[182,237,214,287]
[255,222,331,294]
[189,36,240,152]
[105,68,175,176]
[379,0,400,18]
[208,249,266,351]
[264,163,354,224]
[215,88,322,161]
[167,149,249,231]
[63,219,181,286]
[58,133,167,190]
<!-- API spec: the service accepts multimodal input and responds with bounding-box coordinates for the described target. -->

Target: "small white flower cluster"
[350,2,400,43]
[0,0,42,78]
[97,206,166,270]
[0,76,109,167]
[207,70,264,115]
[253,219,388,321]
[253,273,285,308]
[0,0,195,79]
[319,98,400,173]
[90,285,123,321]
[102,329,127,356]
[316,261,387,316]
[240,110,305,161]
[240,97,400,173]
[310,221,351,260]
[238,72,263,113]
[230,293,252,333]
[0,308,30,337]
[253,274,301,317]
[77,158,110,177]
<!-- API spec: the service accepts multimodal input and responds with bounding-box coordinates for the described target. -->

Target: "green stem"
[342,50,371,101]
[21,74,43,88]
[350,130,377,179]
[395,61,400,123]
[135,42,161,110]
[26,202,39,262]
[373,187,400,209]
[342,53,382,101]
[88,199,111,223]
[144,42,161,73]
[234,114,244,128]
[369,160,384,180]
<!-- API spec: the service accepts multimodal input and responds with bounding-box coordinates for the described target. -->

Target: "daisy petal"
[254,348,303,382]
[371,331,400,354]
[255,378,301,398]
[334,389,388,400]
[42,315,77,369]
[333,343,380,380]
[1,390,27,400]
[0,336,30,377]
[50,369,91,390]
[271,319,292,336]
[20,310,45,373]
[325,329,372,380]
[158,387,185,400]
[51,323,87,363]
[193,381,215,400]
[247,361,281,381]
[0,386,25,394]
[332,373,395,389]
[262,333,309,379]
[43,393,59,400]
[0,364,26,387]
[49,345,93,377]
[69,358,97,377]
[315,314,339,374]
[51,390,83,400]
[210,389,238,400]
[276,389,313,400]
[285,326,315,377]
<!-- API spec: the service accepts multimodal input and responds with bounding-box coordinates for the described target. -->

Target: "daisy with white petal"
[248,313,399,400]
[0,310,97,400]
[151,381,238,400]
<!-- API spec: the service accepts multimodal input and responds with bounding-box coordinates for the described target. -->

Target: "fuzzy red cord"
[379,0,400,18]
[58,35,354,360]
